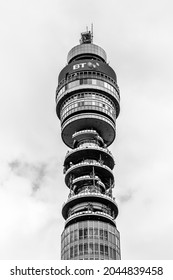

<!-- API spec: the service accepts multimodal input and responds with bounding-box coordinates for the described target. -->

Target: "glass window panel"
[94,228,98,238]
[95,243,99,254]
[100,244,104,255]
[70,246,73,258]
[105,245,108,256]
[79,244,83,255]
[92,79,97,85]
[70,231,73,242]
[74,229,78,241]
[89,228,93,238]
[64,236,67,246]
[84,243,88,254]
[74,245,78,257]
[84,228,88,239]
[67,233,70,244]
[113,248,116,259]
[89,243,94,255]
[112,233,116,244]
[108,232,112,243]
[110,247,113,258]
[79,229,83,240]
[104,82,108,88]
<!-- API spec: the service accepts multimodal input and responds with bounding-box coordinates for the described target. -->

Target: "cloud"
[0,156,65,259]
[9,159,47,192]
[118,189,135,203]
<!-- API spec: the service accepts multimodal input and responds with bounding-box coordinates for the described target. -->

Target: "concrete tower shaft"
[56,30,121,260]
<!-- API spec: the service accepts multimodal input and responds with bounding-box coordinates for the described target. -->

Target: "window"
[89,243,94,254]
[109,232,112,243]
[70,231,73,242]
[84,228,88,239]
[99,229,103,240]
[113,248,116,259]
[74,229,78,241]
[100,244,104,255]
[112,233,116,244]
[92,79,97,85]
[95,243,99,254]
[110,247,113,258]
[79,229,83,240]
[105,245,108,256]
[79,244,83,255]
[74,245,78,257]
[104,230,108,241]
[84,243,88,254]
[89,228,93,239]
[70,246,73,258]
[94,228,98,238]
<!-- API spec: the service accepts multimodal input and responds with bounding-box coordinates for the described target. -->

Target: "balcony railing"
[72,175,99,183]
[65,210,116,226]
[63,191,116,206]
[64,160,113,174]
[65,145,114,161]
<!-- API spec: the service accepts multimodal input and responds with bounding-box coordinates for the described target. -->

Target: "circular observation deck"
[71,175,106,193]
[61,113,116,148]
[67,44,107,63]
[64,210,116,228]
[64,146,115,170]
[62,192,118,220]
[64,161,114,189]
[72,129,104,147]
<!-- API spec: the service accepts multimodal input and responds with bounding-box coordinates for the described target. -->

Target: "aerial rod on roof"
[91,23,93,42]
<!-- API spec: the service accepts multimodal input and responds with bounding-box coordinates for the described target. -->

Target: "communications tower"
[56,29,121,260]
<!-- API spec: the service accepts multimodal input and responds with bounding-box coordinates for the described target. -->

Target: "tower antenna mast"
[91,23,93,43]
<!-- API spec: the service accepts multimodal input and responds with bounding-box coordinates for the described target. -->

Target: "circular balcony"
[61,113,116,148]
[64,160,114,189]
[64,145,114,169]
[71,175,105,191]
[64,210,116,228]
[72,129,104,147]
[62,192,118,220]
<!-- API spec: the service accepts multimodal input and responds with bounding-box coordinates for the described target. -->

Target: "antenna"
[91,23,93,42]
[80,24,93,44]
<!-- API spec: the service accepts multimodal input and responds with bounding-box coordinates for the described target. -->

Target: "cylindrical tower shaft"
[56,29,121,260]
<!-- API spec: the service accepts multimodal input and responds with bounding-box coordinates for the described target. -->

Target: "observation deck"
[64,145,115,170]
[62,192,118,220]
[64,160,114,189]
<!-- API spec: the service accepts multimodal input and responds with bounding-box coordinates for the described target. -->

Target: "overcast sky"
[0,0,173,260]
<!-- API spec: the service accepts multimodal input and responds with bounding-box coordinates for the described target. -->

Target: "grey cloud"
[9,159,47,192]
[118,189,134,203]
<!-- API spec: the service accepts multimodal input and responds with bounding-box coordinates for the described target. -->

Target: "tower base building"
[56,29,121,260]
